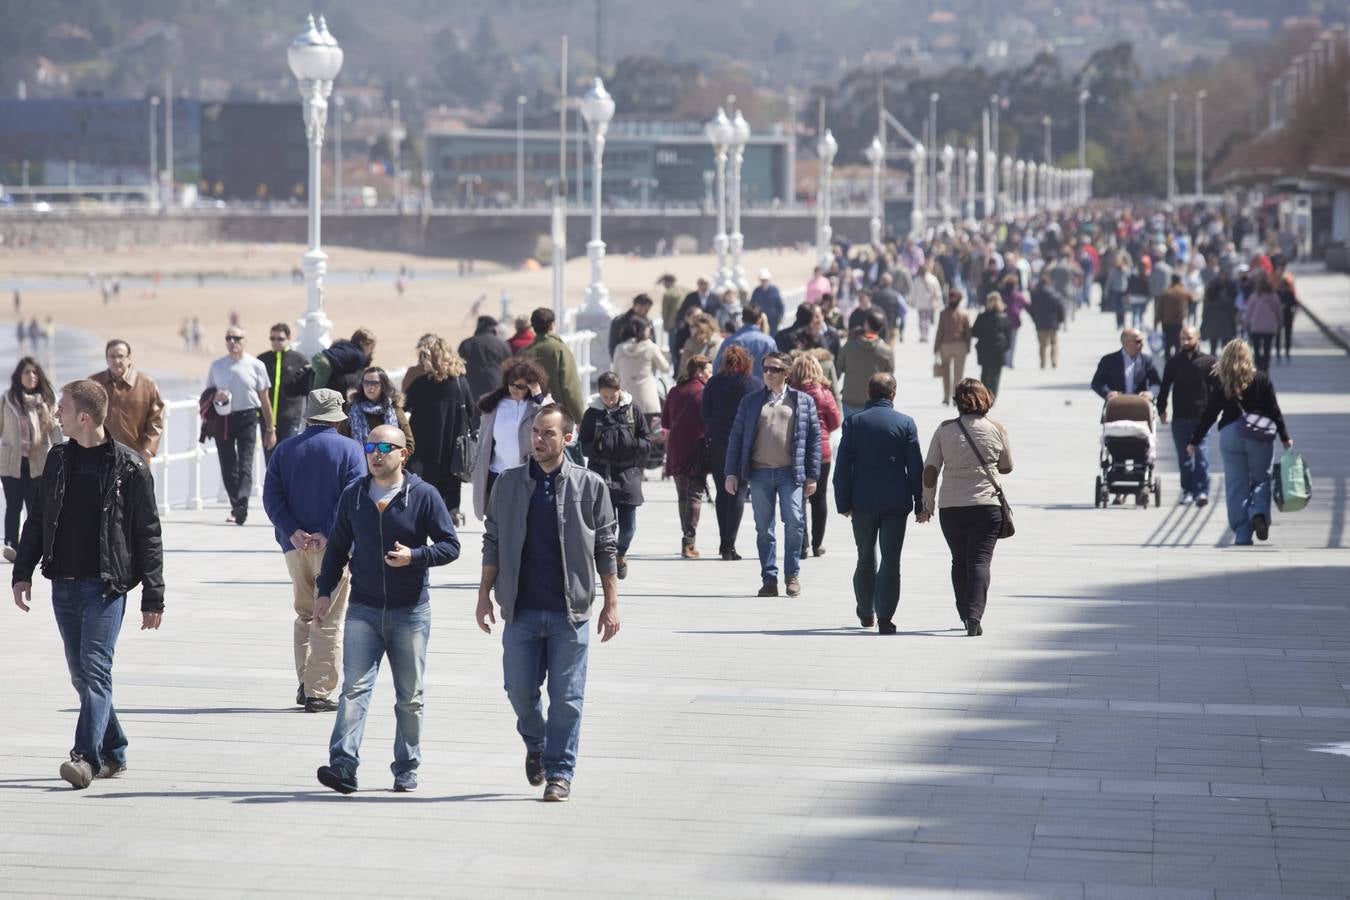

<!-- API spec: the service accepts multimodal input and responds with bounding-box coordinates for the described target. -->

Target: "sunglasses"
[762,366,788,375]
[224,335,243,343]
[363,441,405,454]
[269,336,287,342]
[509,382,530,391]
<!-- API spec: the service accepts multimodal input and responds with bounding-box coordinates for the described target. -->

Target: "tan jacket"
[90,368,165,457]
[0,393,62,478]
[933,306,973,349]
[922,414,1012,512]
[1155,285,1191,328]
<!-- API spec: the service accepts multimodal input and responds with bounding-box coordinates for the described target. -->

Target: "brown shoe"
[757,582,778,597]
[785,576,801,597]
[681,544,700,559]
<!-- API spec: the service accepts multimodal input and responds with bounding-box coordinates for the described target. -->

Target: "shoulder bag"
[954,417,1015,539]
[1234,398,1278,444]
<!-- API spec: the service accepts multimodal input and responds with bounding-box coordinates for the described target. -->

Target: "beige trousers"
[284,547,350,699]
[1037,329,1060,369]
[938,342,969,400]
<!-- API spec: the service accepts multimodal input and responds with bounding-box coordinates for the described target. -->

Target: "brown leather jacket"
[89,368,165,457]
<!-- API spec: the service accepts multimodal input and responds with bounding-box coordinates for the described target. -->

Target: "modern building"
[424,121,792,208]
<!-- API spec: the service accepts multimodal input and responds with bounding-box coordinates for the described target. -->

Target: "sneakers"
[393,771,418,793]
[317,765,358,795]
[681,544,699,559]
[1,544,15,563]
[542,778,571,802]
[305,697,338,713]
[59,754,94,790]
[616,556,628,580]
[1180,492,1193,506]
[1195,494,1209,508]
[785,576,801,597]
[95,759,127,779]
[525,751,545,787]
[878,621,898,635]
[757,582,778,597]
[1252,514,1270,542]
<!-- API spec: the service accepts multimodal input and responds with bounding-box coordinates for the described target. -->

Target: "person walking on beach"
[477,404,620,802]
[262,389,366,713]
[207,326,277,525]
[314,425,460,795]
[11,379,164,788]
[832,373,925,633]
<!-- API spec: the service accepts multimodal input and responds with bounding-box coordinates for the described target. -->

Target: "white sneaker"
[1179,493,1193,506]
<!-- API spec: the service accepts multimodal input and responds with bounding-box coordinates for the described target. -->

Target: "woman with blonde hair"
[679,312,723,374]
[405,337,475,525]
[790,352,842,557]
[1187,339,1292,545]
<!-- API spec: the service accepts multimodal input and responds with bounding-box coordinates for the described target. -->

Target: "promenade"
[2,269,1349,898]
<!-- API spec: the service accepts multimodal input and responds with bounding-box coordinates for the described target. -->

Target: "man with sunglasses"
[206,327,276,525]
[256,323,310,464]
[314,424,460,795]
[724,352,821,598]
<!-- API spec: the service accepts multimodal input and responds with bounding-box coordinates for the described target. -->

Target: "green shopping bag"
[1274,448,1311,513]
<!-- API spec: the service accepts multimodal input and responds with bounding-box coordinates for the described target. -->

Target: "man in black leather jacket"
[12,379,164,790]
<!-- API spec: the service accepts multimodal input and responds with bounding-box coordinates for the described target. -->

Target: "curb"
[1299,294,1350,354]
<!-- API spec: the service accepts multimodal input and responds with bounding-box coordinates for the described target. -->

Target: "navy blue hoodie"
[316,471,460,608]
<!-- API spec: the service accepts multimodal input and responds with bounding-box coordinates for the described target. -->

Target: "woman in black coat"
[971,293,1012,397]
[404,337,474,526]
[579,370,653,580]
[698,344,764,561]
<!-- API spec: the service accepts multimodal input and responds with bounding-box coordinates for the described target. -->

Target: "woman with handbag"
[662,355,712,558]
[1187,340,1291,545]
[921,378,1014,637]
[405,337,474,527]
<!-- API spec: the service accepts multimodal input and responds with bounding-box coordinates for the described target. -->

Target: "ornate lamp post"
[939,144,955,224]
[579,76,616,317]
[909,143,926,238]
[704,108,734,294]
[864,136,885,245]
[287,13,344,357]
[817,129,838,269]
[1013,158,1025,217]
[964,147,978,220]
[730,109,750,294]
[1000,155,1012,219]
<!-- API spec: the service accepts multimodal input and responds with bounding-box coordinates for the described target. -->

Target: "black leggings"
[708,440,747,554]
[1279,307,1294,358]
[803,461,831,552]
[1,457,37,547]
[1250,333,1274,373]
[939,504,1002,624]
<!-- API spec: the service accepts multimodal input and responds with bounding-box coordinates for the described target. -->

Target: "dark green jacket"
[521,333,586,422]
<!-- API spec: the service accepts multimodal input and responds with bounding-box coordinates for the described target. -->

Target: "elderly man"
[750,269,785,334]
[89,340,164,464]
[1090,328,1162,401]
[207,326,277,525]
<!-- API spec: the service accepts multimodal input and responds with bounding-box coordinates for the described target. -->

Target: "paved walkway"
[2,270,1349,898]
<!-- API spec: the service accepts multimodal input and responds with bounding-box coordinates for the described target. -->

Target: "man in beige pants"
[262,389,367,712]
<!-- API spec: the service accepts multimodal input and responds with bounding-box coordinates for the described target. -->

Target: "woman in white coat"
[611,315,671,418]
[468,356,553,520]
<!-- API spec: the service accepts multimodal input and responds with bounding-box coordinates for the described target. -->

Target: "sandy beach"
[2,243,815,389]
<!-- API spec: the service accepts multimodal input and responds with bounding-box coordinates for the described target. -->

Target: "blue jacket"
[751,284,785,332]
[714,325,778,377]
[262,424,367,552]
[832,399,924,515]
[316,472,461,608]
[724,385,821,485]
[700,371,763,446]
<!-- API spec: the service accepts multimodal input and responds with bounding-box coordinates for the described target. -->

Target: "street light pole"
[580,76,615,317]
[865,136,884,245]
[817,129,837,269]
[516,94,527,207]
[965,147,978,221]
[730,109,750,294]
[1014,158,1025,217]
[909,143,926,238]
[148,96,160,210]
[334,95,344,213]
[1077,89,1089,171]
[1195,89,1207,199]
[785,92,797,206]
[705,108,733,294]
[287,13,344,357]
[1042,115,1052,164]
[928,93,939,216]
[939,144,954,223]
[1167,91,1177,204]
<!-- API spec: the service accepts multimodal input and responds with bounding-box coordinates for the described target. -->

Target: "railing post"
[155,403,170,516]
[187,402,203,510]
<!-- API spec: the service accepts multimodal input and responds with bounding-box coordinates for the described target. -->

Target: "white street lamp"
[1077,89,1090,171]
[1000,155,1012,219]
[287,13,344,357]
[817,129,838,269]
[1167,91,1177,204]
[1013,158,1025,217]
[705,107,734,294]
[964,147,978,221]
[515,94,527,207]
[909,143,927,238]
[580,76,616,316]
[729,109,751,294]
[1195,89,1207,199]
[148,96,160,210]
[939,144,955,223]
[864,135,885,245]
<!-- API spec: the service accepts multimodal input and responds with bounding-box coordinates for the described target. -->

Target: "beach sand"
[2,242,815,386]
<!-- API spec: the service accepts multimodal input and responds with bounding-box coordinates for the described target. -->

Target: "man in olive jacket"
[520,307,586,423]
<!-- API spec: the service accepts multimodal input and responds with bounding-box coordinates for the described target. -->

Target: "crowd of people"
[1,199,1312,798]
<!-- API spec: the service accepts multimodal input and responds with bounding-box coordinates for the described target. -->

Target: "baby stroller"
[1095,394,1161,508]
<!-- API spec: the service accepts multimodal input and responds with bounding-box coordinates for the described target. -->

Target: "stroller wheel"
[1094,475,1105,508]
[1153,478,1162,507]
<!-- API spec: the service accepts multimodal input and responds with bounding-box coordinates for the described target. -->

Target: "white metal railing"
[563,329,597,386]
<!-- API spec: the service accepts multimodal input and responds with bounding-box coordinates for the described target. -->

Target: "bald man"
[1091,328,1161,401]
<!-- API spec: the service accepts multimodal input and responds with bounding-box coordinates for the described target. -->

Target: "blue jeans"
[1218,422,1274,545]
[502,607,590,782]
[615,503,637,556]
[329,601,431,777]
[51,580,128,773]
[1170,418,1210,498]
[851,510,908,624]
[748,467,804,584]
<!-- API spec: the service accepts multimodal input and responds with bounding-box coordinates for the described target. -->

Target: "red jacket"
[508,329,535,352]
[661,376,707,476]
[797,380,841,464]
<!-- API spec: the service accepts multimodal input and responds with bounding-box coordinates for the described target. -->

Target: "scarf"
[348,397,399,446]
[19,393,51,456]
